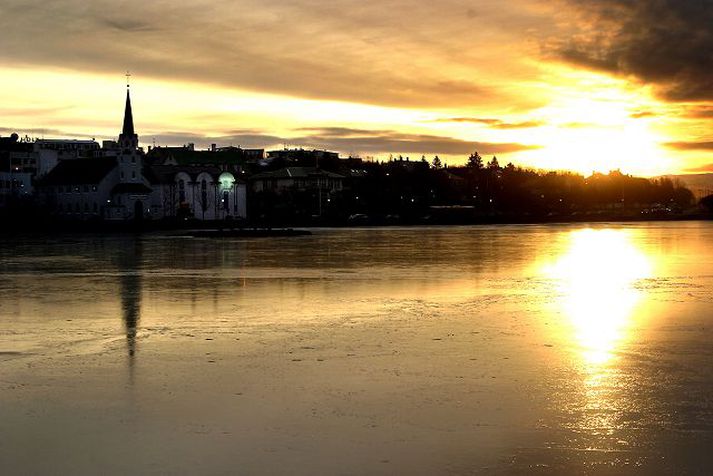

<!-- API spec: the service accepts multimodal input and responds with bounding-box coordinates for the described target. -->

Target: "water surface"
[1,223,712,474]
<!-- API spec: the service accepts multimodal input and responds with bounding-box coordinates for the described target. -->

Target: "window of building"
[132,171,136,179]
[93,202,98,213]
[178,180,186,202]
[200,179,208,211]
[131,156,136,163]
[83,185,89,192]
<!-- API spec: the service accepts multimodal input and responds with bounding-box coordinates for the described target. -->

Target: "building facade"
[37,85,247,222]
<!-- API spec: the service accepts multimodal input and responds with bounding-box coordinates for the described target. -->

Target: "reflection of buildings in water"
[543,229,653,438]
[117,240,143,361]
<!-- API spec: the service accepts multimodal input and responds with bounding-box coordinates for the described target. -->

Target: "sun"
[511,68,674,176]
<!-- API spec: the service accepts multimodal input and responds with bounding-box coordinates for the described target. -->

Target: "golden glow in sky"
[1,0,711,175]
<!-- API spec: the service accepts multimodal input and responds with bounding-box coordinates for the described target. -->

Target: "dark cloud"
[150,132,284,150]
[434,117,545,129]
[630,111,656,119]
[559,122,597,129]
[553,0,713,101]
[684,163,713,173]
[664,141,713,151]
[0,126,96,139]
[150,127,540,157]
[100,18,157,32]
[684,106,713,119]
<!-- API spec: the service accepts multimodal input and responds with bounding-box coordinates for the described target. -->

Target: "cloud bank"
[552,0,713,101]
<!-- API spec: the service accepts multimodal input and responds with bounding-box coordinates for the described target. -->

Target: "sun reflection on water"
[541,228,656,441]
[544,229,653,366]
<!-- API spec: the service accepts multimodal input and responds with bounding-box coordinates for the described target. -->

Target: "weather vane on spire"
[125,70,131,88]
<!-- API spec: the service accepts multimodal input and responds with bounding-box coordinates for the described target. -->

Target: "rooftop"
[41,158,117,185]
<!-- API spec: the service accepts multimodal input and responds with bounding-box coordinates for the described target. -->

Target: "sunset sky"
[0,0,711,175]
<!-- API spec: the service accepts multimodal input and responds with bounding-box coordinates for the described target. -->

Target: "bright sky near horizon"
[0,0,711,175]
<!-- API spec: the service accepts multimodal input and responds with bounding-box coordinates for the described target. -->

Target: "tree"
[467,151,483,169]
[432,155,442,169]
[488,156,500,170]
[700,194,713,212]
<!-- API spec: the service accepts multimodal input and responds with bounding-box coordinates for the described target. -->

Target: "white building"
[39,86,152,220]
[148,165,247,221]
[38,85,247,222]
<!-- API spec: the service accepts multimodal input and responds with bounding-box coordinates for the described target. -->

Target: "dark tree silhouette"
[701,194,713,213]
[467,151,483,169]
[488,156,500,170]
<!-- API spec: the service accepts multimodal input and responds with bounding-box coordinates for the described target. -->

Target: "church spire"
[118,72,139,150]
[122,86,135,136]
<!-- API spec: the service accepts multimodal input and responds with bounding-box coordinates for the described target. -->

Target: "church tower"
[117,81,143,184]
[119,86,139,150]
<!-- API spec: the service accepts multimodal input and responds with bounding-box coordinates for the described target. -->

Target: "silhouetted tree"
[467,151,483,169]
[488,156,500,170]
[432,156,442,169]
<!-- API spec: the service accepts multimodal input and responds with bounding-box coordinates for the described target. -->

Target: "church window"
[132,171,136,179]
[200,180,208,211]
[223,191,229,211]
[178,180,186,202]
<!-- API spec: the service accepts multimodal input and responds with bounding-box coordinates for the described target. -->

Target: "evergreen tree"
[432,156,442,169]
[467,151,483,169]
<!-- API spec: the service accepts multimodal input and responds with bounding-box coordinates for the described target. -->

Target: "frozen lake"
[1,223,712,474]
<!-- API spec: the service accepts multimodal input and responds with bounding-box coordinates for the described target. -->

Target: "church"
[39,85,247,221]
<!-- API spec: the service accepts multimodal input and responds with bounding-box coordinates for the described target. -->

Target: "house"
[250,167,345,193]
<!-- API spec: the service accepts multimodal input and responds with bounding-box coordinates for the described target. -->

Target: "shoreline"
[0,212,710,235]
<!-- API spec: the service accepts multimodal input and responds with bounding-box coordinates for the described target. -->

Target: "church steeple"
[122,87,135,136]
[118,75,139,150]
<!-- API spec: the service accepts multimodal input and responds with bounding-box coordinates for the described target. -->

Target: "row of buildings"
[1,86,361,222]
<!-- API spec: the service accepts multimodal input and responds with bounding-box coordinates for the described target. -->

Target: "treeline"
[252,151,696,224]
